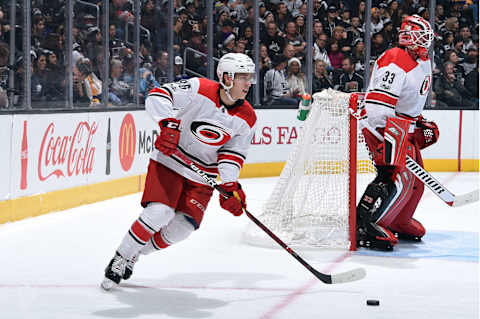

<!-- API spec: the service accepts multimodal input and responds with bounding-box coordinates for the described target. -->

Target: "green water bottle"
[297,93,312,121]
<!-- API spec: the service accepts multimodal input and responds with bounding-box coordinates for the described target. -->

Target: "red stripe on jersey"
[366,92,398,106]
[197,77,221,107]
[198,78,257,128]
[218,153,244,167]
[152,232,170,249]
[377,47,418,73]
[227,101,257,128]
[149,87,172,98]
[131,220,153,242]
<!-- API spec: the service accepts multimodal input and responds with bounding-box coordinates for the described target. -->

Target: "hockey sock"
[117,218,156,260]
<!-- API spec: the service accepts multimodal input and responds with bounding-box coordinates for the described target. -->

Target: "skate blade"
[101,278,117,291]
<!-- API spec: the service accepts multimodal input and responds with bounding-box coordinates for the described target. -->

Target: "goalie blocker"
[357,116,439,250]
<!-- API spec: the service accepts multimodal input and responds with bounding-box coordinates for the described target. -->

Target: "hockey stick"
[171,149,366,284]
[349,108,479,207]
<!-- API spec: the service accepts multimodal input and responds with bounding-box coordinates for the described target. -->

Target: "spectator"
[0,41,9,108]
[434,61,472,108]
[32,15,47,49]
[382,18,396,47]
[312,60,333,93]
[215,19,235,56]
[275,1,289,32]
[323,5,341,36]
[173,16,184,55]
[173,56,188,81]
[239,25,254,56]
[138,66,159,103]
[264,54,297,106]
[459,26,475,54]
[73,58,102,107]
[444,50,465,79]
[328,41,344,70]
[261,22,285,58]
[369,7,384,34]
[464,64,479,107]
[154,51,168,85]
[335,56,364,93]
[347,16,364,43]
[332,25,351,54]
[284,21,306,57]
[259,43,272,72]
[109,58,132,106]
[218,33,236,57]
[31,52,50,103]
[313,20,324,40]
[286,57,306,100]
[286,0,303,18]
[313,33,332,70]
[185,31,207,77]
[460,47,479,76]
[295,14,306,37]
[371,31,388,59]
[352,38,366,73]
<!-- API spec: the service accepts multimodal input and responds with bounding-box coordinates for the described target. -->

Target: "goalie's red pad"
[383,117,412,167]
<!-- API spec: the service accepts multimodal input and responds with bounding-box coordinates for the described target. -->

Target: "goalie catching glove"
[155,118,181,156]
[219,182,246,216]
[415,116,439,150]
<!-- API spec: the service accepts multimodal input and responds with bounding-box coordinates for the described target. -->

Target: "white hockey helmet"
[216,53,256,90]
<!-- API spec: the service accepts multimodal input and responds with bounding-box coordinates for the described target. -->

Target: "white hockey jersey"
[145,77,257,186]
[364,47,432,130]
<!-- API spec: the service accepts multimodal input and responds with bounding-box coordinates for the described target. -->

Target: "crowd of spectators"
[0,0,478,109]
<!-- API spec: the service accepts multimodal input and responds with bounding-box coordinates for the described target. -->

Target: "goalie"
[355,15,439,251]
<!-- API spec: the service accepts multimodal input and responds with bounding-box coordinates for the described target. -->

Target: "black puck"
[366,299,380,306]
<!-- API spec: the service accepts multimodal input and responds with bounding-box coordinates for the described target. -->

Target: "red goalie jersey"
[364,47,432,130]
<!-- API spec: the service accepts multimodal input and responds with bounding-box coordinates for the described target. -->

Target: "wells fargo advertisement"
[0,109,477,222]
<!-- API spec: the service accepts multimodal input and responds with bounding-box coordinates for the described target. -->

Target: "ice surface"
[0,173,478,319]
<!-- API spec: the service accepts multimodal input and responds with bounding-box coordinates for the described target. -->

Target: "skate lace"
[112,255,127,275]
[127,254,138,269]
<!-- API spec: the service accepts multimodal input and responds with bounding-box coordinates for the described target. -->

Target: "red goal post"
[244,89,375,251]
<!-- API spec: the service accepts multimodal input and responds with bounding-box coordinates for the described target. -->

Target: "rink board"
[0,109,478,223]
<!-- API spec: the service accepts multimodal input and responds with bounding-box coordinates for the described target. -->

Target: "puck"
[366,299,380,306]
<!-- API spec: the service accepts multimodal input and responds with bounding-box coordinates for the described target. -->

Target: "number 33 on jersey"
[364,47,432,129]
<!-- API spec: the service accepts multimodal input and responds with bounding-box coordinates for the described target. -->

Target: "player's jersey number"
[382,71,396,84]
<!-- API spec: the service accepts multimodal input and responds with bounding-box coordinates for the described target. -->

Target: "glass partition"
[0,0,477,111]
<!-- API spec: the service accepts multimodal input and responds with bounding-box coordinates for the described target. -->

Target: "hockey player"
[101,53,257,290]
[356,15,439,251]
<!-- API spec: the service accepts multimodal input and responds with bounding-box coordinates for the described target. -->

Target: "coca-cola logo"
[119,114,136,171]
[38,121,98,181]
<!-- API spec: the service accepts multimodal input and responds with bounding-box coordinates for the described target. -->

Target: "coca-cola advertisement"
[38,121,98,181]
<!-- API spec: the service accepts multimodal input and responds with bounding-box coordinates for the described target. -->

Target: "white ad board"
[0,108,478,202]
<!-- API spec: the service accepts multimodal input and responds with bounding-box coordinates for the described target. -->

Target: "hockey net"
[244,89,376,250]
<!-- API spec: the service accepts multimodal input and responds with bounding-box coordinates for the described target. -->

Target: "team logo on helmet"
[419,75,431,95]
[190,121,232,146]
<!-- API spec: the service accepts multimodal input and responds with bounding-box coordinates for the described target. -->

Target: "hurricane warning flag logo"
[190,121,231,146]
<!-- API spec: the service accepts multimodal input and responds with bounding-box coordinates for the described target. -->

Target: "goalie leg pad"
[383,117,412,167]
[389,148,426,240]
[356,170,399,250]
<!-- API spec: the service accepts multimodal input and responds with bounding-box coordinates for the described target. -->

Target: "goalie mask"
[217,53,256,101]
[398,15,433,60]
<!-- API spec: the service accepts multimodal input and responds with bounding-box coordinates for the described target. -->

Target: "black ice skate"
[356,224,395,251]
[101,252,127,290]
[123,253,139,280]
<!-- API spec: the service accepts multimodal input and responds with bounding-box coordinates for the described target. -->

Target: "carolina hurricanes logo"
[419,75,431,96]
[190,121,231,146]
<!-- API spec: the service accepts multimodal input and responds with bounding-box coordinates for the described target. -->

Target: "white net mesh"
[244,89,376,250]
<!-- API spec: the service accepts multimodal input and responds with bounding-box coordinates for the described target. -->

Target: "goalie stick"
[349,107,479,207]
[171,149,367,284]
